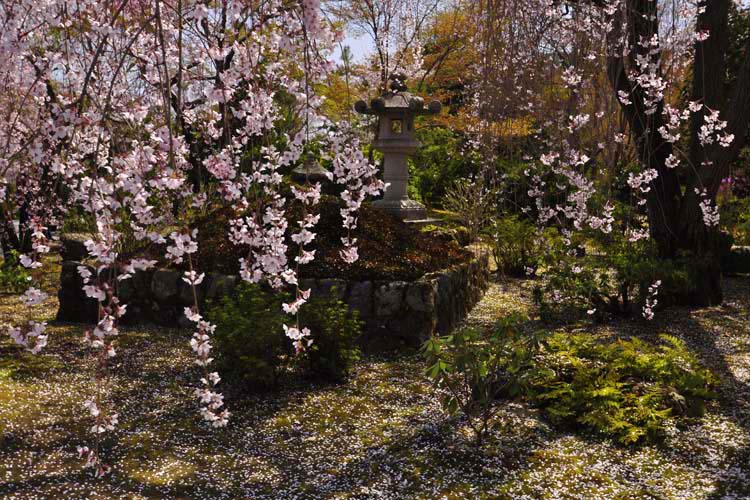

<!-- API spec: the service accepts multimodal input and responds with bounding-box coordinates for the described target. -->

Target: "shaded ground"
[1,266,749,499]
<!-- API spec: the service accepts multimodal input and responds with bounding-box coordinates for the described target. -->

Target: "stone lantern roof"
[291,153,330,184]
[354,73,442,117]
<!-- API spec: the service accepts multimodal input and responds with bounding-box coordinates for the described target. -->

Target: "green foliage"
[533,225,691,320]
[298,290,362,382]
[422,314,549,446]
[488,215,544,276]
[532,332,715,444]
[208,283,292,392]
[409,127,480,207]
[421,224,473,247]
[61,206,96,233]
[0,251,31,293]
[425,313,715,446]
[208,283,363,390]
[721,194,750,246]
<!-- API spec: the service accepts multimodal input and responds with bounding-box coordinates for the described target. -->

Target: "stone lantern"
[354,73,441,221]
[291,153,330,184]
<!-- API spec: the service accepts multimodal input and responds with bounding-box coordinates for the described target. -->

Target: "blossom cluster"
[642,280,661,321]
[0,0,382,475]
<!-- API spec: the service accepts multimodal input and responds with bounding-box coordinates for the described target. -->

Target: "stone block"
[59,233,91,261]
[723,246,750,274]
[117,269,152,303]
[348,281,373,318]
[60,261,89,287]
[406,279,437,312]
[206,274,238,299]
[179,279,204,306]
[151,269,181,302]
[56,285,98,324]
[374,281,407,317]
[318,279,348,300]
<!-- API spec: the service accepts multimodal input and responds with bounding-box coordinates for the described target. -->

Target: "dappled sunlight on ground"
[1,270,749,499]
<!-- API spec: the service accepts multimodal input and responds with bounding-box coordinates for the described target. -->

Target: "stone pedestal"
[372,137,426,220]
[372,199,426,221]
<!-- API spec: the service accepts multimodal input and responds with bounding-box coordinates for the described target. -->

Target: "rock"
[119,304,144,325]
[56,287,99,323]
[151,270,181,302]
[117,269,152,303]
[435,272,454,333]
[348,281,373,318]
[299,279,318,296]
[59,233,91,261]
[387,311,436,347]
[60,261,90,287]
[56,261,98,323]
[723,246,750,274]
[179,279,204,305]
[374,281,407,317]
[318,279,348,300]
[406,279,438,312]
[206,274,238,299]
[177,312,194,329]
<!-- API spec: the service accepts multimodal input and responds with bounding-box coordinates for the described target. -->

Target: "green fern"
[530,332,715,444]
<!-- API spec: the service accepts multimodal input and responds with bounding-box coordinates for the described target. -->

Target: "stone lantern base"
[372,198,427,221]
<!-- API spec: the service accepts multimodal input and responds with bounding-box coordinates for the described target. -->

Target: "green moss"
[0,275,748,499]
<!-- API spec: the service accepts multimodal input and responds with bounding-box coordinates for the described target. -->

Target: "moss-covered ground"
[1,263,749,499]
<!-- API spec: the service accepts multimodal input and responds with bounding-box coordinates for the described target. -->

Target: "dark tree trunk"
[605,0,750,307]
[17,200,33,254]
[0,209,21,261]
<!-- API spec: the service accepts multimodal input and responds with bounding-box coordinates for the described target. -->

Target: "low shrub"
[0,251,32,293]
[488,215,545,276]
[424,315,715,446]
[298,290,362,382]
[208,283,292,392]
[208,283,362,391]
[422,313,548,447]
[532,332,715,444]
[532,231,692,321]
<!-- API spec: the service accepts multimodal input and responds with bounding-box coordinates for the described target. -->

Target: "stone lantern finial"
[354,78,442,221]
[389,72,408,92]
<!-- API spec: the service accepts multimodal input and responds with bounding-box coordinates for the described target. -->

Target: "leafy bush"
[61,206,96,233]
[298,290,362,382]
[532,229,691,320]
[532,333,715,444]
[488,215,543,276]
[421,224,473,247]
[442,178,496,243]
[208,283,292,392]
[0,251,31,293]
[424,314,715,446]
[409,127,480,207]
[721,195,750,246]
[422,313,548,446]
[209,283,362,390]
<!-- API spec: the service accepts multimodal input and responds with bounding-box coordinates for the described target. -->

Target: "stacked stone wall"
[57,252,490,350]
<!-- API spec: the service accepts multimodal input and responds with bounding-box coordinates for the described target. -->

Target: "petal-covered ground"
[1,266,749,499]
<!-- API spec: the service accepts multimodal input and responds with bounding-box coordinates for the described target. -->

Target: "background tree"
[603,0,750,305]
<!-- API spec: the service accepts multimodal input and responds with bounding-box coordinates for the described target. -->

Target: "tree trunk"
[0,206,21,261]
[603,0,750,307]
